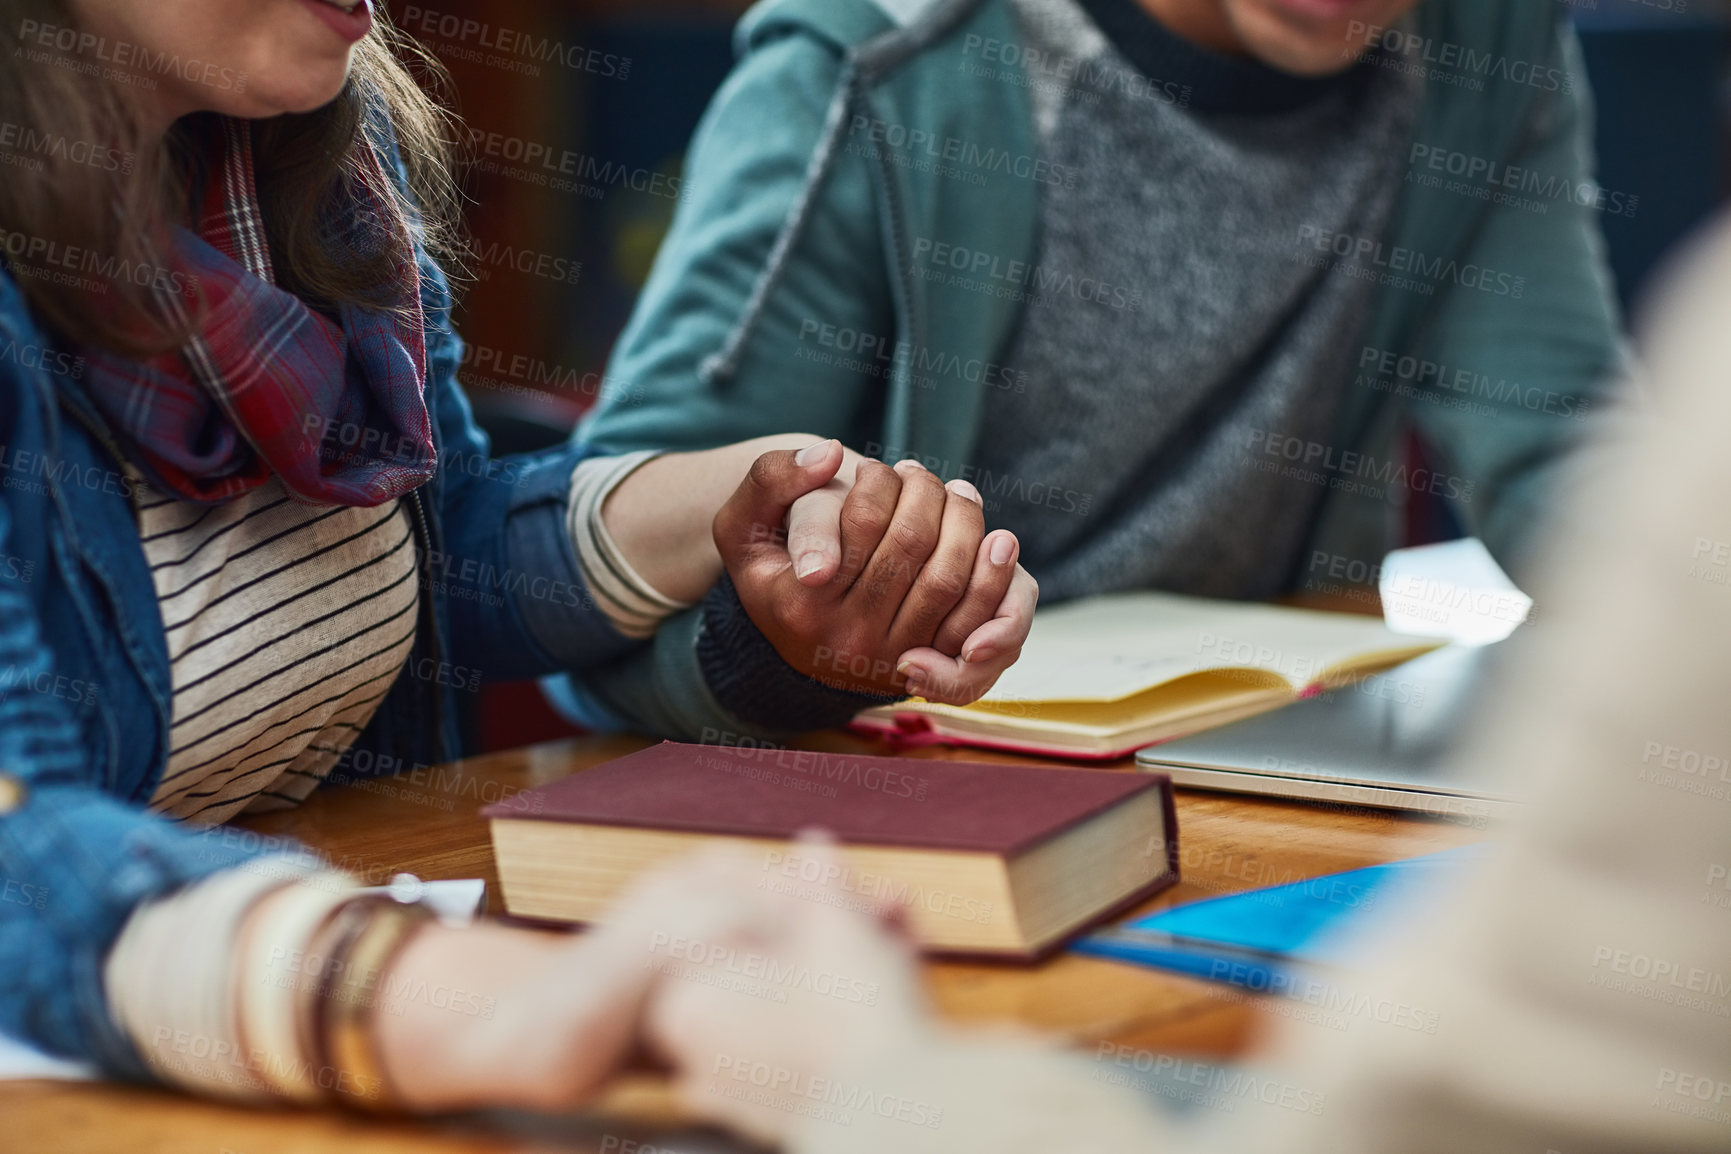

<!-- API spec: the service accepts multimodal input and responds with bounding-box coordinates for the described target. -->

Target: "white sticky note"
[0,1031,95,1082]
[1379,539,1532,647]
[358,876,487,926]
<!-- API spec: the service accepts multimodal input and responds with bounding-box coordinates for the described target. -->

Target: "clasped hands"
[605,434,1038,704]
[721,438,1036,703]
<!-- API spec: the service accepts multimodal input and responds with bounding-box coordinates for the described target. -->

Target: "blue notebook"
[1073,847,1481,990]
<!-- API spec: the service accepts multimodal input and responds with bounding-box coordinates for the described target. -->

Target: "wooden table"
[0,732,1486,1153]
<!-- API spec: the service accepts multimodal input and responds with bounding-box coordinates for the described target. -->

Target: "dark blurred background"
[387,0,1731,748]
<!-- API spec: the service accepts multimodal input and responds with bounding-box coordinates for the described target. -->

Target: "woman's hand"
[713,441,1035,700]
[372,840,929,1121]
[599,433,831,605]
[370,917,655,1112]
[640,839,931,1147]
[372,855,828,1112]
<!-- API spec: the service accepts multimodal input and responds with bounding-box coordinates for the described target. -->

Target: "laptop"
[1134,644,1519,823]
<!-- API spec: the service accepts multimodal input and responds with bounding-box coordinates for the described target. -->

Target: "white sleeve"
[567,451,696,639]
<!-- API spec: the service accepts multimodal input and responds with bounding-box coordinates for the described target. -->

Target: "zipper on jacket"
[864,77,924,465]
[407,486,452,765]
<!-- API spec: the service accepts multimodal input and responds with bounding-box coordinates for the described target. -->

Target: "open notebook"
[853,592,1441,759]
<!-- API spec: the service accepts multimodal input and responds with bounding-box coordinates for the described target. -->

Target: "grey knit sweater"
[972,0,1421,603]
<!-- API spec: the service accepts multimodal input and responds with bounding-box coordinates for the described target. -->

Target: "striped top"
[136,478,419,825]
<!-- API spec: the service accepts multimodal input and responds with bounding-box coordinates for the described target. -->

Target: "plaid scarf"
[81,118,436,507]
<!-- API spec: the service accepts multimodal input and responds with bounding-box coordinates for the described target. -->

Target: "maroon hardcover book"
[483,741,1166,855]
[484,742,1181,958]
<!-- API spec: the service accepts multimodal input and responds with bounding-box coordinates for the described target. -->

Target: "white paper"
[1379,539,1532,646]
[358,876,486,925]
[0,1032,96,1082]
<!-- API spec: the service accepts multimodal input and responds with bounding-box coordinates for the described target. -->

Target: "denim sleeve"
[414,244,645,685]
[0,497,270,1075]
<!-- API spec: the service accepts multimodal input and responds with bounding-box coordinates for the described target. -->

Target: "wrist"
[696,575,901,735]
[599,453,719,604]
[600,435,831,603]
[372,923,564,1110]
[374,921,658,1112]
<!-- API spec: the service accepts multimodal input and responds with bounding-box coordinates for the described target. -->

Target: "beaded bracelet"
[308,896,435,1110]
[230,872,360,1102]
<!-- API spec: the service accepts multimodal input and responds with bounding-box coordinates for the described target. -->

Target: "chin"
[282,79,354,115]
[224,72,353,119]
[1244,37,1362,78]
[1226,0,1402,77]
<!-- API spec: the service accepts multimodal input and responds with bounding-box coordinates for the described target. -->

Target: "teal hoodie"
[554,0,1623,741]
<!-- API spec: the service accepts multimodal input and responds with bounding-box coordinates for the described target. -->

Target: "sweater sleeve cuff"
[695,575,900,735]
[499,444,644,672]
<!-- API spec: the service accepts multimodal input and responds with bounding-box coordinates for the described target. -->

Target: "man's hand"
[715,441,1035,702]
[897,527,1037,705]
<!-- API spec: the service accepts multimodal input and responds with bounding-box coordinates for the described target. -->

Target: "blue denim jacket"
[0,224,667,1074]
[0,222,885,1077]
